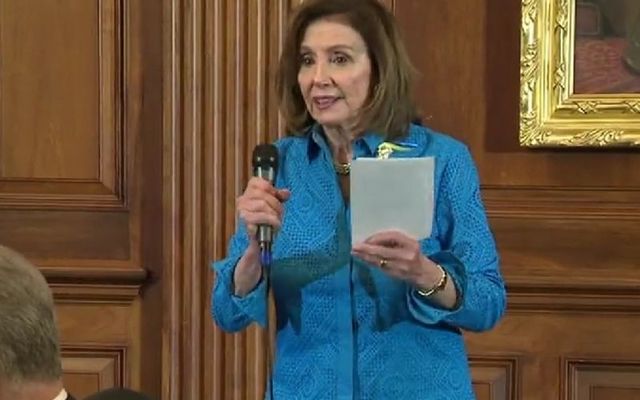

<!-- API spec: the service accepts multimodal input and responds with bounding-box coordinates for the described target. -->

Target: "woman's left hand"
[351,229,441,289]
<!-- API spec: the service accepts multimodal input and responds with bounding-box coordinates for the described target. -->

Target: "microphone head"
[252,144,279,173]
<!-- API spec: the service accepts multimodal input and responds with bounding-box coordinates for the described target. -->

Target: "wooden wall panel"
[53,283,139,395]
[162,0,632,399]
[0,0,134,265]
[163,0,295,398]
[141,0,640,399]
[0,0,163,398]
[567,360,640,400]
[1,0,102,180]
[0,0,123,208]
[465,311,640,400]
[210,2,289,400]
[61,346,126,399]
[470,357,518,400]
[9,0,639,398]
[390,1,640,399]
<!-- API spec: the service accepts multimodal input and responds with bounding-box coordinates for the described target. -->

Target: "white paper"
[350,157,434,243]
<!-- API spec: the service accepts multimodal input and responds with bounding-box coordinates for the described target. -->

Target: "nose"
[311,62,331,87]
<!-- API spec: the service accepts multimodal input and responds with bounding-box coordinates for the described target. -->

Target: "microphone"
[251,144,279,267]
[252,144,279,400]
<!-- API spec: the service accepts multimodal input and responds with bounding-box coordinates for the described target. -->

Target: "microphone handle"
[255,166,276,266]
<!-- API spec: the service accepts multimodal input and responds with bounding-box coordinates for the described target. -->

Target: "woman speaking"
[211,0,506,398]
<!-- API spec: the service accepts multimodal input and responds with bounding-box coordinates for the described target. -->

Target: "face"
[297,18,372,131]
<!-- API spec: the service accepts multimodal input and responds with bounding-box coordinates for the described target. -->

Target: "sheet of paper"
[350,157,434,244]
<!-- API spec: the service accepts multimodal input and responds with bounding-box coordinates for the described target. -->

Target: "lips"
[312,96,340,110]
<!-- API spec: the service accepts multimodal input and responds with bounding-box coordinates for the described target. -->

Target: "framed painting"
[520,0,640,147]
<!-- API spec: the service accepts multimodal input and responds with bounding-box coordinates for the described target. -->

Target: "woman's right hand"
[233,177,290,296]
[237,177,291,239]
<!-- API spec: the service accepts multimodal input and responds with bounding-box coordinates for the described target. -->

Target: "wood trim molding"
[206,1,295,399]
[507,288,640,314]
[42,268,147,282]
[163,0,295,399]
[162,0,205,399]
[40,265,147,284]
[51,283,142,304]
[483,187,640,220]
[506,269,640,313]
[36,261,147,304]
[36,258,147,290]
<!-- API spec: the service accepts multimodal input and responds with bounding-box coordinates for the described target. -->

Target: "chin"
[312,114,350,128]
[316,120,346,128]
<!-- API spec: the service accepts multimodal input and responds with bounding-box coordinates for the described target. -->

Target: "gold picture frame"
[520,0,640,147]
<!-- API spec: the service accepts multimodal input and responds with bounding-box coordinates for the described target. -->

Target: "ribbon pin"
[375,141,416,159]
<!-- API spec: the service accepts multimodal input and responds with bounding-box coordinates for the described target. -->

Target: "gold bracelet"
[416,264,447,297]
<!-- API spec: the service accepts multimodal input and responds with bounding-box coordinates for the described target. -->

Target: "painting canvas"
[520,0,640,147]
[574,0,640,94]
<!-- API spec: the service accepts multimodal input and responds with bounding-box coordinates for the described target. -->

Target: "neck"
[0,380,64,400]
[323,125,354,164]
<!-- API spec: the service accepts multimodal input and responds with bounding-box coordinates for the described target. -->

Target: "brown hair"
[276,0,418,140]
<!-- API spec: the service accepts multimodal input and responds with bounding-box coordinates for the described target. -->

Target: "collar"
[306,123,423,161]
[306,124,326,162]
[53,388,68,400]
[358,132,386,157]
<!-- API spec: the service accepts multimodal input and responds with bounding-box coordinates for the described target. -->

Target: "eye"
[332,53,351,65]
[299,54,314,66]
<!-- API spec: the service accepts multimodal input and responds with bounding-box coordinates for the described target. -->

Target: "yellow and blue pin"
[375,141,417,159]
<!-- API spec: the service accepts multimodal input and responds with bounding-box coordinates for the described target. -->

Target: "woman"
[212,0,506,398]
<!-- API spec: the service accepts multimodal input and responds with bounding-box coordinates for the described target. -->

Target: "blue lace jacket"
[212,124,506,399]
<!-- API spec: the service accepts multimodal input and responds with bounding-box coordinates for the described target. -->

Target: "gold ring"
[379,258,388,268]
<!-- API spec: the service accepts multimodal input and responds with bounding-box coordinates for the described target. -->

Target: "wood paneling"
[0,0,137,266]
[0,0,123,209]
[390,1,640,399]
[567,360,640,400]
[0,0,162,397]
[54,287,139,392]
[61,346,126,399]
[0,0,101,180]
[163,0,294,398]
[470,357,518,400]
[163,0,640,399]
[466,313,640,400]
[210,1,290,399]
[4,0,639,399]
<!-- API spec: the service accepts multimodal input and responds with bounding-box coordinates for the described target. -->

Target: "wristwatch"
[416,264,447,297]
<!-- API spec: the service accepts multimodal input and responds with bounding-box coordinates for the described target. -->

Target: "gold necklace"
[334,161,351,175]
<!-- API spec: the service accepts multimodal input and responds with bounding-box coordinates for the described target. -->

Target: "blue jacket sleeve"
[210,220,268,332]
[407,144,506,332]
